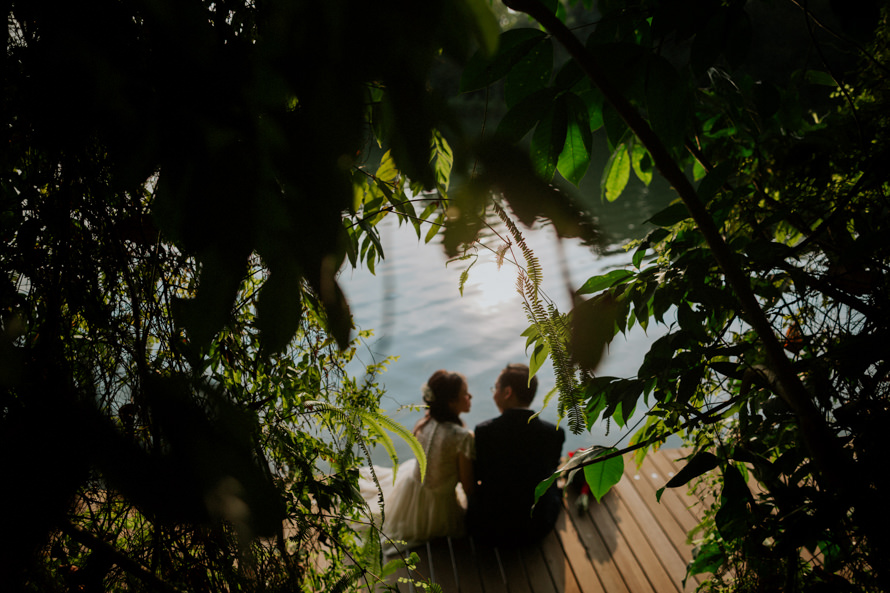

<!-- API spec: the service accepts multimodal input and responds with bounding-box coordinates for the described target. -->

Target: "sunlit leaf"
[376,149,399,183]
[583,451,624,502]
[557,93,593,186]
[601,142,630,202]
[577,269,634,295]
[459,0,500,57]
[631,140,653,186]
[529,341,551,383]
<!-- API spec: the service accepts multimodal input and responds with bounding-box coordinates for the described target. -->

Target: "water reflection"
[341,188,675,464]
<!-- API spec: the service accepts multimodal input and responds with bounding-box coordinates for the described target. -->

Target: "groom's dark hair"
[498,363,537,406]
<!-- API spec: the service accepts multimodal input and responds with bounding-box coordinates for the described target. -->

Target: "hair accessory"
[421,383,435,403]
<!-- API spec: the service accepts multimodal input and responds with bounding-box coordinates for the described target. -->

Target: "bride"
[360,370,475,550]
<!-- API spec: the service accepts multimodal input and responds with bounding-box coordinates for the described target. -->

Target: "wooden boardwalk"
[387,448,707,593]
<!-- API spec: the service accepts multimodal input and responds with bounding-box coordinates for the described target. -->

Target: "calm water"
[341,178,677,465]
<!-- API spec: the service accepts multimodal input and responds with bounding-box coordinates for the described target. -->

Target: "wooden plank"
[638,454,699,534]
[450,536,485,593]
[473,539,508,593]
[612,471,698,591]
[586,490,656,593]
[539,528,584,593]
[554,504,607,593]
[519,543,559,593]
[602,479,682,593]
[646,451,704,533]
[651,449,712,523]
[563,492,629,593]
[428,538,459,593]
[495,546,533,593]
[623,455,696,560]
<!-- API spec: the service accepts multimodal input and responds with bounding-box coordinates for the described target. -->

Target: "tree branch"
[502,0,848,493]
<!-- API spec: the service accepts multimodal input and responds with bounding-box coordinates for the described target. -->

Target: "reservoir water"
[341,178,677,465]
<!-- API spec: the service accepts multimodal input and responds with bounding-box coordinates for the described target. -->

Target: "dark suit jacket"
[468,408,565,545]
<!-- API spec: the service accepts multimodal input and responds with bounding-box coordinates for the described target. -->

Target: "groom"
[467,363,565,545]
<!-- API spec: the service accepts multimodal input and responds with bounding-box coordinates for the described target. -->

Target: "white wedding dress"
[360,418,475,550]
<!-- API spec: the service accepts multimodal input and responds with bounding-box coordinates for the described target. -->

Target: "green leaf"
[425,212,444,244]
[353,407,428,483]
[687,541,725,578]
[496,88,558,144]
[805,70,838,87]
[577,269,634,295]
[602,101,628,150]
[461,29,546,93]
[557,93,593,186]
[431,131,453,194]
[459,0,500,57]
[583,452,624,502]
[601,142,630,202]
[646,202,689,227]
[532,472,560,511]
[697,161,734,203]
[570,292,620,372]
[578,87,604,132]
[529,341,551,382]
[644,55,689,154]
[358,219,386,261]
[531,98,568,181]
[255,263,303,354]
[630,140,653,186]
[376,149,400,183]
[505,38,554,108]
[663,451,719,490]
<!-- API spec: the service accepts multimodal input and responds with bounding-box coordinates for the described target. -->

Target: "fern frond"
[330,565,365,593]
[496,242,510,270]
[494,202,584,433]
[353,408,427,483]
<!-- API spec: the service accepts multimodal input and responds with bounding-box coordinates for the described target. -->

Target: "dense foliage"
[445,0,890,591]
[6,0,890,591]
[2,1,496,590]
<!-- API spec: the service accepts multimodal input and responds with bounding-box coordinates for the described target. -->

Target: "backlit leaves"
[601,142,631,201]
[557,93,594,185]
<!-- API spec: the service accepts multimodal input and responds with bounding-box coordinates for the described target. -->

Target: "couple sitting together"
[362,363,565,550]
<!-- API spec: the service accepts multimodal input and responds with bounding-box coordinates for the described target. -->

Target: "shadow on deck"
[387,448,707,593]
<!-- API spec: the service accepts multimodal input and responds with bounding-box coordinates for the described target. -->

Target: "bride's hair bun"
[421,383,435,403]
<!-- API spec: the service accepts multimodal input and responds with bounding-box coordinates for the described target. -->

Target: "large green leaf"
[656,451,719,502]
[577,269,634,295]
[583,451,624,502]
[601,142,631,202]
[458,0,500,57]
[630,140,653,186]
[461,29,546,92]
[255,261,303,354]
[529,341,551,383]
[570,291,620,372]
[646,202,689,227]
[557,93,593,186]
[496,88,558,144]
[531,98,568,181]
[644,55,689,155]
[505,38,554,108]
[578,87,605,132]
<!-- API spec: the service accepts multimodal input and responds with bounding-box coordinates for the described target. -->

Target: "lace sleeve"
[457,429,475,460]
